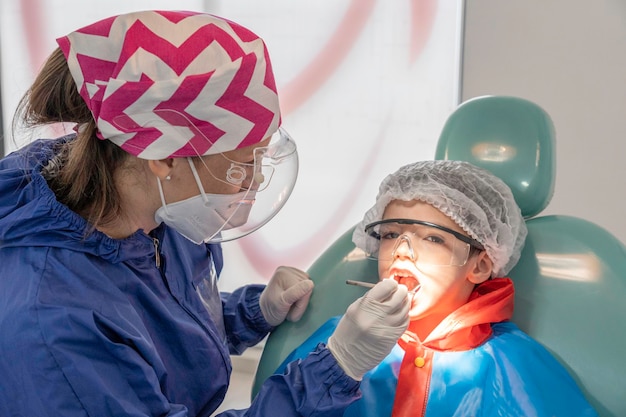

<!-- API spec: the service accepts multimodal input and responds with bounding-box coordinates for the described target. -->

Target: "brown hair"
[14,47,129,230]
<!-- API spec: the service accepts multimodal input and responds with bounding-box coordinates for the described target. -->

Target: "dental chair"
[251,96,626,417]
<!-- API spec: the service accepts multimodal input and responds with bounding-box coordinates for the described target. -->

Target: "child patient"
[278,160,598,417]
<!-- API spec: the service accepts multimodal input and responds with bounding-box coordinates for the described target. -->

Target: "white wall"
[462,0,626,244]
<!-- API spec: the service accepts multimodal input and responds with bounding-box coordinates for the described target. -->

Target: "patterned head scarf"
[57,10,281,159]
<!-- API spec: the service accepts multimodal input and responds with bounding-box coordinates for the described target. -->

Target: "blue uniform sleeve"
[216,344,361,417]
[276,316,340,373]
[221,284,274,355]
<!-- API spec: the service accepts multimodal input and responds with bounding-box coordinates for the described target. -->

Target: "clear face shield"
[193,127,298,242]
[364,219,484,267]
[112,110,298,243]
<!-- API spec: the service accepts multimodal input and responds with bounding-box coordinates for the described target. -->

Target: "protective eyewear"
[200,127,294,193]
[364,218,484,266]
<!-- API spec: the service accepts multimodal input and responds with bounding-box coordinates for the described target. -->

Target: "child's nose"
[392,234,416,261]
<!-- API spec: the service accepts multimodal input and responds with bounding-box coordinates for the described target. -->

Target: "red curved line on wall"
[21,0,48,77]
[410,0,438,64]
[280,0,377,115]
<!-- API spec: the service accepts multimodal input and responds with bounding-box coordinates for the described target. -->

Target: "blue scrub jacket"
[0,137,359,417]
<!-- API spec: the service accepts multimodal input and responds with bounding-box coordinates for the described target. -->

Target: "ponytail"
[14,47,129,229]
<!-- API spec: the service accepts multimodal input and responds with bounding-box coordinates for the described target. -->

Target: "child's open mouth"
[390,273,420,293]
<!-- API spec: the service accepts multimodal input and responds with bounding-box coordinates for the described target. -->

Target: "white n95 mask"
[155,189,255,244]
[155,158,255,244]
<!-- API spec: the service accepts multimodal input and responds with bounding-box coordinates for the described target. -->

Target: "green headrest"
[435,95,556,218]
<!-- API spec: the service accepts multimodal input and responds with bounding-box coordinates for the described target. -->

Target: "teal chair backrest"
[252,96,626,417]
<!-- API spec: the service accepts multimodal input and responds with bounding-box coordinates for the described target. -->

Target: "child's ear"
[467,251,493,284]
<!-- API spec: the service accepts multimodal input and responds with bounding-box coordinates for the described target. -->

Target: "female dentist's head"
[19,10,297,242]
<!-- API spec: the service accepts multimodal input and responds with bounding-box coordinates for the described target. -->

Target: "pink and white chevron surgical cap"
[57,10,281,159]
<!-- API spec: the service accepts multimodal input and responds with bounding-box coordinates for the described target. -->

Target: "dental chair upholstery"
[252,96,626,417]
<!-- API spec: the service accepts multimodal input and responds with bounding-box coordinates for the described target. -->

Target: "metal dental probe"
[345,279,420,293]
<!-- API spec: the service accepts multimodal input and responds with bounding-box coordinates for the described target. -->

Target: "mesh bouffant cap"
[353,160,527,277]
[57,10,281,159]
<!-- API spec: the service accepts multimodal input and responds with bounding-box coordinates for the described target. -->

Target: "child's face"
[378,199,489,323]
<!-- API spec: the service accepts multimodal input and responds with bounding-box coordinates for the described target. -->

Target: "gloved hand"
[259,266,314,327]
[327,278,410,380]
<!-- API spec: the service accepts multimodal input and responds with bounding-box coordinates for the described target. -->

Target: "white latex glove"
[259,266,314,326]
[327,278,409,380]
